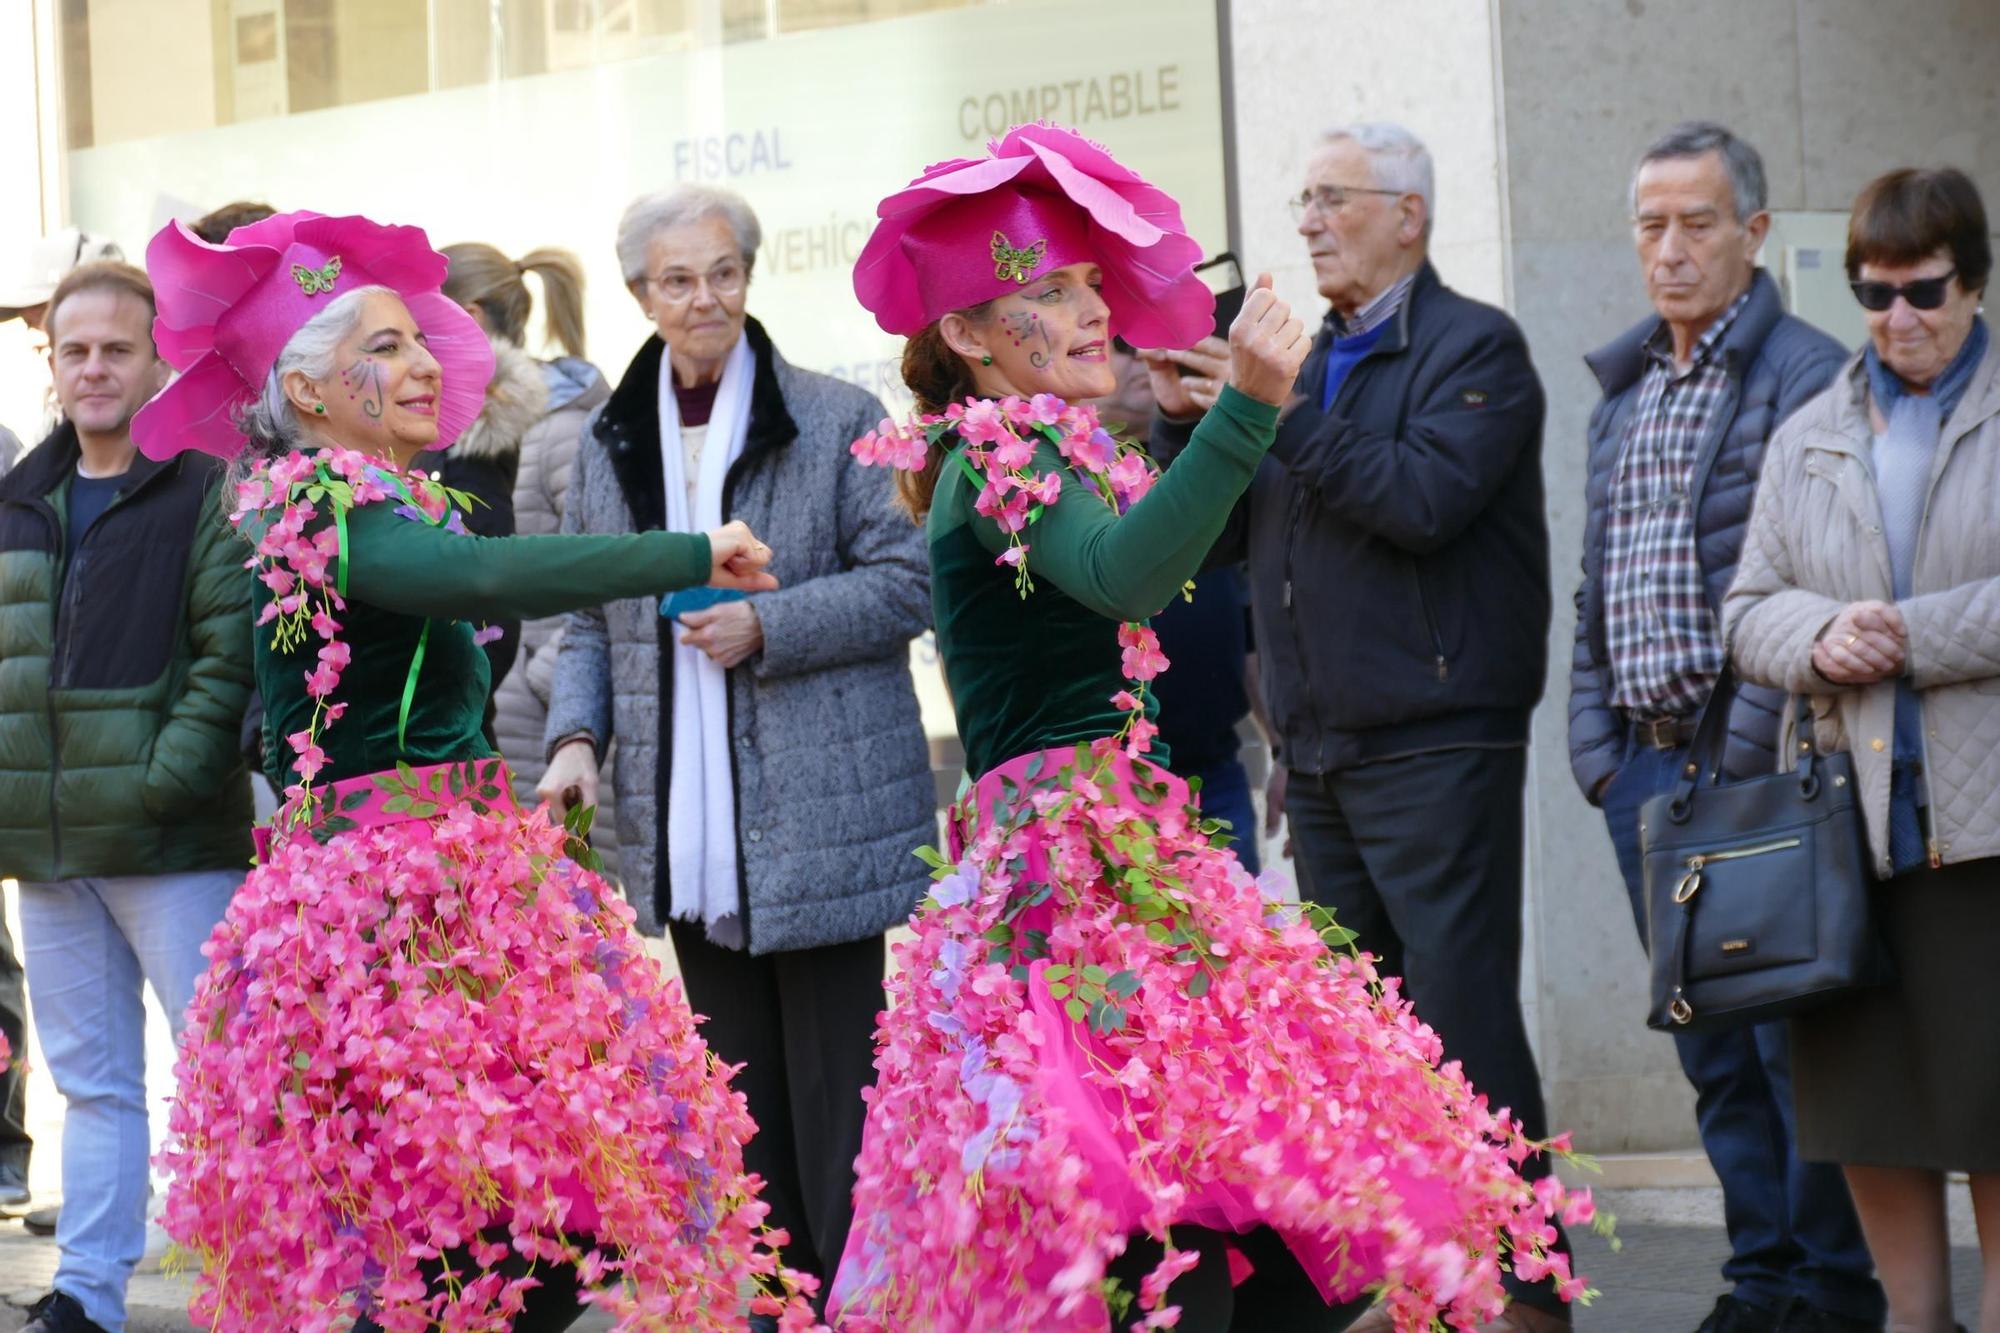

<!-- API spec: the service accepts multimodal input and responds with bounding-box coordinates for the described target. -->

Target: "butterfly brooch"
[991,231,1047,284]
[292,255,343,297]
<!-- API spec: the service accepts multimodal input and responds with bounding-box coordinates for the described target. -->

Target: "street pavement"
[0,1196,1983,1330]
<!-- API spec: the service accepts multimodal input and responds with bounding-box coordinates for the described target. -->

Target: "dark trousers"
[1601,739,1885,1323]
[350,1236,588,1333]
[1108,1226,1369,1330]
[1188,754,1260,876]
[1286,746,1567,1315]
[0,917,28,1174]
[667,920,882,1299]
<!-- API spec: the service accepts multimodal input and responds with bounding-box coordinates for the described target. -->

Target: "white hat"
[0,228,126,319]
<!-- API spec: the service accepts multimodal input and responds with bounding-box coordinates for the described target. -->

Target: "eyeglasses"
[1849,269,1957,312]
[1287,184,1403,222]
[649,262,747,303]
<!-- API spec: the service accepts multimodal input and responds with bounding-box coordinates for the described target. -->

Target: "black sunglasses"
[1849,269,1957,312]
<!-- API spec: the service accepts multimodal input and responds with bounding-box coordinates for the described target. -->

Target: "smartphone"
[660,586,747,619]
[1196,252,1246,339]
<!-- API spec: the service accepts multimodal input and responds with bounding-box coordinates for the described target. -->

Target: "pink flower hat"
[132,211,494,461]
[853,122,1213,349]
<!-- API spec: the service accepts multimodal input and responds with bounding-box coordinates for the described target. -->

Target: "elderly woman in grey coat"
[1725,166,2000,1333]
[539,184,933,1311]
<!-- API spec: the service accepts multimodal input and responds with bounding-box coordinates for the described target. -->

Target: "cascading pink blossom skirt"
[829,743,1587,1333]
[163,760,817,1333]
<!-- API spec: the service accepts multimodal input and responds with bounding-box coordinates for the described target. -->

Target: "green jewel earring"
[980,355,993,366]
[313,403,326,414]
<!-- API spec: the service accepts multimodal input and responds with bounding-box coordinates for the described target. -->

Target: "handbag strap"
[1662,881,1699,1025]
[1665,663,1820,824]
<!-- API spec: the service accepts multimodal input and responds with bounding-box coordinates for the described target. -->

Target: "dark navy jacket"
[1156,261,1550,775]
[1567,269,1845,801]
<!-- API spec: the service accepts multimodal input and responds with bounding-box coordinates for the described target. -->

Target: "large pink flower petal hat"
[853,122,1214,349]
[132,210,494,462]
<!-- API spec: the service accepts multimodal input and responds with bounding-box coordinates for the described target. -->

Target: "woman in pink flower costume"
[130,212,819,1332]
[831,124,1598,1332]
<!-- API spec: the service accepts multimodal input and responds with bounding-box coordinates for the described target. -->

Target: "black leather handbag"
[1639,666,1892,1032]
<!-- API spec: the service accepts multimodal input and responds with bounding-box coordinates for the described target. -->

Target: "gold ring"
[1845,634,1859,646]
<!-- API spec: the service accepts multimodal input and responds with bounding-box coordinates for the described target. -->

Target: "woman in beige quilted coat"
[441,242,620,877]
[1724,167,2000,1333]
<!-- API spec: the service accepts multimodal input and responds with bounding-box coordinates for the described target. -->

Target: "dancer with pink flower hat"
[830,123,1599,1332]
[131,211,819,1332]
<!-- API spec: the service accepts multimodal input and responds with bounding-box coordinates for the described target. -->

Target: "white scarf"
[659,334,754,947]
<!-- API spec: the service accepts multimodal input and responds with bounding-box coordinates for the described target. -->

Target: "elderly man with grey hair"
[1148,122,1560,1330]
[539,183,934,1318]
[1568,122,1884,1333]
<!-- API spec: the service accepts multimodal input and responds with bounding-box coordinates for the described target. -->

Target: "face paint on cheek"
[341,357,387,423]
[1000,310,1052,370]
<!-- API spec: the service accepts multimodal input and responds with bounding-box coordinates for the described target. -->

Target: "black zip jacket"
[1153,262,1551,775]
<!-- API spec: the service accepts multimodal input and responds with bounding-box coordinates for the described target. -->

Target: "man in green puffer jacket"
[0,261,252,1333]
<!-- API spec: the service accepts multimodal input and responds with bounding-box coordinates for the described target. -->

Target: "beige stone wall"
[1225,0,1508,318]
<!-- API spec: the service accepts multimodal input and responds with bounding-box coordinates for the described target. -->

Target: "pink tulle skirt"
[829,744,1577,1332]
[163,760,814,1332]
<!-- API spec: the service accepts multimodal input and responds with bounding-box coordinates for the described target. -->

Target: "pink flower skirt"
[828,744,1582,1332]
[163,760,815,1332]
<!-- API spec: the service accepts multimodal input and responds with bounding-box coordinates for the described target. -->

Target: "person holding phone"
[538,183,933,1323]
[1146,122,1566,1332]
[829,121,1591,1333]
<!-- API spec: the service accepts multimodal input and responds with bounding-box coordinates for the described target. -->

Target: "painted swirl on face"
[340,357,386,422]
[1000,310,1052,370]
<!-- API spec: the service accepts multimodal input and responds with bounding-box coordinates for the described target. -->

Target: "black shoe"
[22,1202,58,1234]
[0,1161,28,1211]
[1697,1294,1788,1333]
[22,1291,110,1333]
[1775,1301,1886,1333]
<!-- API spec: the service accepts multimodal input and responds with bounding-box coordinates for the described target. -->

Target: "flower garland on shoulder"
[852,391,1172,756]
[229,445,497,827]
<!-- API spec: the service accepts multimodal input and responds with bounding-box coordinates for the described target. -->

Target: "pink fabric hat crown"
[132,211,494,462]
[853,122,1213,348]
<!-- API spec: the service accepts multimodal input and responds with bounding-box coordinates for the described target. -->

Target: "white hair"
[1321,121,1436,239]
[235,284,390,457]
[614,186,762,287]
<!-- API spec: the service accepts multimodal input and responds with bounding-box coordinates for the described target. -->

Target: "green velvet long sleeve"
[929,386,1279,779]
[959,386,1277,621]
[339,502,712,621]
[257,506,713,791]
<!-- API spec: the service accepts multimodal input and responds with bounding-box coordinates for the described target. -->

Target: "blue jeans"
[1189,755,1259,877]
[1601,740,1884,1322]
[19,871,243,1333]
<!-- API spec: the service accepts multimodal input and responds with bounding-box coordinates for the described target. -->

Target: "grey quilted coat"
[544,317,934,952]
[1724,342,2000,877]
[489,354,623,876]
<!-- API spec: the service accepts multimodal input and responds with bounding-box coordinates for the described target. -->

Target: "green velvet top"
[254,500,712,789]
[929,385,1279,779]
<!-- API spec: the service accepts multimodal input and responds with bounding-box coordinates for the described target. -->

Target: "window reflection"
[58,0,994,150]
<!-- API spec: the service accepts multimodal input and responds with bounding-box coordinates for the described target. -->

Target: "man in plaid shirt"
[1569,123,1883,1333]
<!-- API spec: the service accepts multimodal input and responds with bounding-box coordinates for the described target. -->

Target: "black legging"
[349,1236,590,1333]
[1105,1226,1372,1332]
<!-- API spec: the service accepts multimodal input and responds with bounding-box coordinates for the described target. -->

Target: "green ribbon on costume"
[952,449,1045,525]
[953,450,985,492]
[397,618,429,749]
[319,458,431,750]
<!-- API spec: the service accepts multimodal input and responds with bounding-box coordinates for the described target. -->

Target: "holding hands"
[688,520,775,667]
[705,520,780,592]
[1812,599,1908,685]
[1137,273,1313,416]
